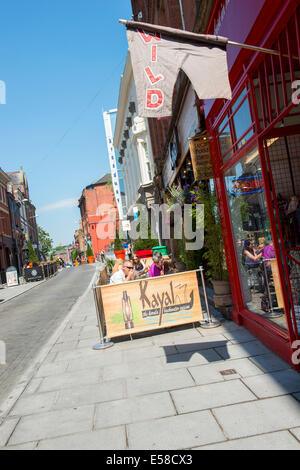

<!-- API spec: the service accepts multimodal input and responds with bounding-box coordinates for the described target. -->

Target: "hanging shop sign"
[229,175,264,195]
[188,134,213,181]
[99,270,203,338]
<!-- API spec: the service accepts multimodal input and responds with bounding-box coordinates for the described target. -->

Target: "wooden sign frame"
[96,270,203,339]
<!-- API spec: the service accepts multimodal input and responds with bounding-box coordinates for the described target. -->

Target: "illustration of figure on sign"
[122,291,135,329]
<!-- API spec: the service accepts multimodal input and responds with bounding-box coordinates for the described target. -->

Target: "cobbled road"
[0,264,96,410]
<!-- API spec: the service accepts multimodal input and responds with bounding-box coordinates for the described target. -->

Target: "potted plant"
[190,184,232,308]
[133,223,159,258]
[114,230,126,260]
[86,244,94,264]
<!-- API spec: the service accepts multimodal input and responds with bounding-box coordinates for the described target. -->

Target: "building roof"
[89,173,112,187]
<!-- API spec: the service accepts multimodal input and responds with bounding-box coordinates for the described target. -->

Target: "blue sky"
[0,1,132,246]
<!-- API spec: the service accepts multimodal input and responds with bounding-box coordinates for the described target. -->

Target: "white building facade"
[113,54,156,220]
[103,109,125,220]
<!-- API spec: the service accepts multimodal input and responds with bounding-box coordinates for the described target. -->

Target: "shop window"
[225,148,287,331]
[218,88,255,162]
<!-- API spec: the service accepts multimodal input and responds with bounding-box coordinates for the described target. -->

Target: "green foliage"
[86,244,94,257]
[133,223,159,252]
[37,225,53,258]
[190,184,228,281]
[114,229,125,251]
[71,249,78,262]
[105,258,115,273]
[27,240,38,263]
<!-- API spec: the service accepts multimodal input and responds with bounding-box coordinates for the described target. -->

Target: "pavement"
[0,279,47,304]
[0,267,300,450]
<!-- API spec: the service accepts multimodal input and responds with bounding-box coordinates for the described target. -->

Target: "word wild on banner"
[125,21,232,118]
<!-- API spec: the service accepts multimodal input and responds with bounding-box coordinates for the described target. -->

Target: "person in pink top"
[148,252,164,277]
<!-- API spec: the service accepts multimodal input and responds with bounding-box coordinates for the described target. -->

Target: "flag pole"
[119,19,297,60]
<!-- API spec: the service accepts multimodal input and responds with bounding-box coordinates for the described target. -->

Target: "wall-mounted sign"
[99,270,203,338]
[122,220,131,232]
[188,134,213,181]
[229,175,264,195]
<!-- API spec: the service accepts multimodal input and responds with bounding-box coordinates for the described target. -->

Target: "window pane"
[233,96,254,145]
[225,148,287,331]
[219,122,233,159]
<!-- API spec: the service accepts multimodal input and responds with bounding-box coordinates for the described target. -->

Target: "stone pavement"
[0,279,46,305]
[0,273,300,450]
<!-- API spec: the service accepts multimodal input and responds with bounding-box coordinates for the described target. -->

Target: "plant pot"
[211,280,231,295]
[114,250,126,260]
[87,256,94,264]
[212,280,232,308]
[135,249,153,258]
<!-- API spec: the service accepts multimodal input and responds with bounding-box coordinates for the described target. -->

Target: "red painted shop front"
[205,1,300,368]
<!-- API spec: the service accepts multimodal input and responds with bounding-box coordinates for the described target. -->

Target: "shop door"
[262,132,300,341]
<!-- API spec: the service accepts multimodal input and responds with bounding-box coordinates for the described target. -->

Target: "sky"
[0,0,133,246]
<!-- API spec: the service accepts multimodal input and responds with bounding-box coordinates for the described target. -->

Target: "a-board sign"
[99,270,203,338]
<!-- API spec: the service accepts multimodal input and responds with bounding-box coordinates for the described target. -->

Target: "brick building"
[0,168,13,282]
[78,174,118,259]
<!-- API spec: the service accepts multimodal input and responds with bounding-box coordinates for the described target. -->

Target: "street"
[0,264,96,409]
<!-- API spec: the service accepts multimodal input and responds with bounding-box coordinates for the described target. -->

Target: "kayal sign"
[99,270,203,338]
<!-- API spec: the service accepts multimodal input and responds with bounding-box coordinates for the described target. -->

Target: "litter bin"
[6,266,19,287]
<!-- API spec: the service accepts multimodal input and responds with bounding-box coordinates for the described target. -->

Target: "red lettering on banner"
[152,45,157,62]
[144,66,164,85]
[146,89,164,109]
[138,29,161,43]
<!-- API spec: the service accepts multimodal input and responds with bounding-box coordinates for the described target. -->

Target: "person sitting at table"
[110,260,135,284]
[148,252,164,277]
[132,254,146,276]
[244,239,262,268]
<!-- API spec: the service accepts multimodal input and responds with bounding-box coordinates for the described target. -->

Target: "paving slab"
[188,358,265,385]
[8,405,95,446]
[249,353,292,373]
[215,340,270,360]
[290,428,300,442]
[0,418,19,447]
[36,426,127,450]
[53,379,125,410]
[10,391,58,417]
[197,431,300,450]
[126,368,195,397]
[242,369,300,398]
[127,411,225,450]
[38,368,102,393]
[213,395,300,440]
[171,380,256,414]
[95,392,176,429]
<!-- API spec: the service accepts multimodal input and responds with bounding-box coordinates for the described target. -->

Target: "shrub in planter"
[86,244,94,263]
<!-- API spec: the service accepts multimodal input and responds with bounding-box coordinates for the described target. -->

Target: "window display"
[225,147,287,330]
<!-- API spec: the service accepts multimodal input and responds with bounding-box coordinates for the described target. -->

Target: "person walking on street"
[100,249,105,263]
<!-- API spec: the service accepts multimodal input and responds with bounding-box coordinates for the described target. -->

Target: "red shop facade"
[204,0,300,368]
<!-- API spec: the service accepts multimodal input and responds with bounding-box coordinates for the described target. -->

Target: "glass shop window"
[218,88,255,162]
[225,147,287,331]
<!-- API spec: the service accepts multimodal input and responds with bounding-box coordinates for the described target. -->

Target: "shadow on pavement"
[162,341,230,362]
